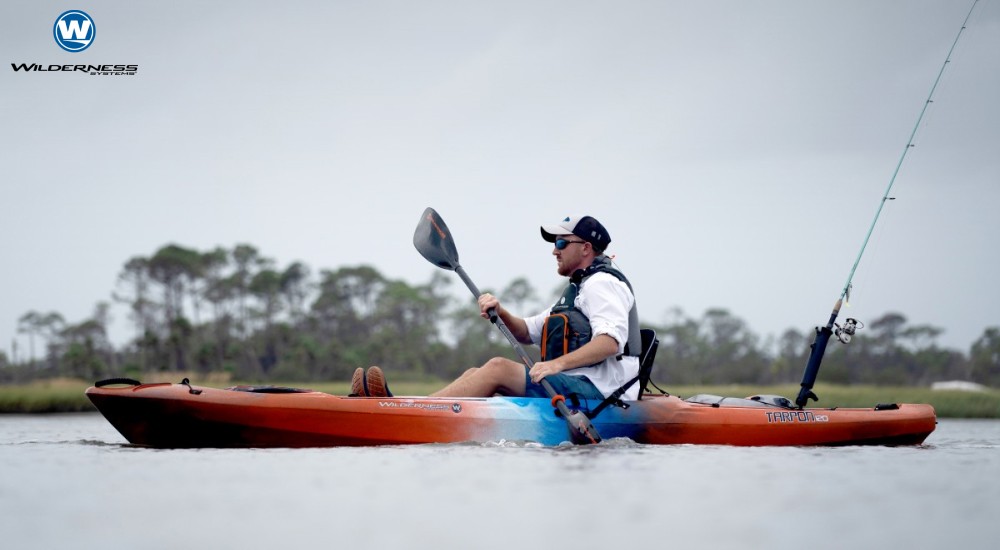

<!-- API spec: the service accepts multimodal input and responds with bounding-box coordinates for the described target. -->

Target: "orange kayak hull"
[86,383,936,448]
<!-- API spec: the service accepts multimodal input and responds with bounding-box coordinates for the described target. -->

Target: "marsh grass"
[0,378,97,413]
[2,378,997,417]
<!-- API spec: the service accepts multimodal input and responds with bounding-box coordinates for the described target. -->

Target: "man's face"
[551,235,591,277]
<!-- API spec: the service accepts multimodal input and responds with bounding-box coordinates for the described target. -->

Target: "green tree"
[501,277,539,313]
[231,244,271,337]
[147,244,202,370]
[113,256,157,370]
[652,307,703,384]
[17,311,65,370]
[249,268,283,375]
[12,237,996,387]
[310,266,387,377]
[17,311,42,365]
[200,247,234,371]
[901,324,944,351]
[368,273,453,376]
[280,261,312,325]
[869,313,907,353]
[969,327,1000,387]
[898,324,965,384]
[59,304,114,380]
[773,328,810,384]
[312,266,385,338]
[699,308,769,383]
[148,245,202,324]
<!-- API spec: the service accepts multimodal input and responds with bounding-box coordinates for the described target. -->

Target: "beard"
[556,258,574,277]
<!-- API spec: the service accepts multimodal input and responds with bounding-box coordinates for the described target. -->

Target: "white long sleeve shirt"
[524,272,641,400]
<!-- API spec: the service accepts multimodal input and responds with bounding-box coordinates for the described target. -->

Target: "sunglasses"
[554,238,588,250]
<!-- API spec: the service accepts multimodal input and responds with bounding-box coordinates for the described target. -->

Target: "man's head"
[540,215,611,276]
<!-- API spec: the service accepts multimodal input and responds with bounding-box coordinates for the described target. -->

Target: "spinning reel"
[834,318,864,344]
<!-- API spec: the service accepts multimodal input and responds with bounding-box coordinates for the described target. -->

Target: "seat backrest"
[637,328,659,400]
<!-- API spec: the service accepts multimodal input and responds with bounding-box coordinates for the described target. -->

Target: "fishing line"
[838,0,981,303]
[846,203,893,310]
[795,0,982,407]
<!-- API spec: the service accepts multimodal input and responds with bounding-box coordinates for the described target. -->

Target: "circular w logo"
[53,10,96,53]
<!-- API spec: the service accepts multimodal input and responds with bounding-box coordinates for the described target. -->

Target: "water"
[1,415,997,550]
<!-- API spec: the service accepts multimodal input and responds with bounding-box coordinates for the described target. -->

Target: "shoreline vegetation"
[2,377,998,418]
[6,244,1000,395]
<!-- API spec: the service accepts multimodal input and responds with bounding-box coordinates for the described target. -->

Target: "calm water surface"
[1,414,997,550]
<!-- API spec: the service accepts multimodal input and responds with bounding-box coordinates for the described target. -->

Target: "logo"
[53,10,95,53]
[11,10,137,76]
[451,403,462,414]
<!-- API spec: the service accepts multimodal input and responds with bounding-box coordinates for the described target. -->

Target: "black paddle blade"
[413,207,460,271]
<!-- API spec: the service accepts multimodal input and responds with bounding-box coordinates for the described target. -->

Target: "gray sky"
[3,0,998,360]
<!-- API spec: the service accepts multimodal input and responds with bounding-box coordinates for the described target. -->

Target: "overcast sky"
[2,0,998,362]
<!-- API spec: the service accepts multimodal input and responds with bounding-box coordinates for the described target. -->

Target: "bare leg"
[430,357,527,398]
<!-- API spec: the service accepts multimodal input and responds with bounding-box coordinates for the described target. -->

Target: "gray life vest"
[540,255,641,361]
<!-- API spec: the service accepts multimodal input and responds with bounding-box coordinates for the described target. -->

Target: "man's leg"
[430,357,527,398]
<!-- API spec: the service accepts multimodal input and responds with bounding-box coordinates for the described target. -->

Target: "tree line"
[3,243,999,388]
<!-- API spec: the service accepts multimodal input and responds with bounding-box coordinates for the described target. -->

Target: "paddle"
[413,207,602,445]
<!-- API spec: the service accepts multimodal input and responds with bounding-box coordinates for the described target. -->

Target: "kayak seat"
[587,328,660,418]
[583,328,661,418]
[637,328,659,400]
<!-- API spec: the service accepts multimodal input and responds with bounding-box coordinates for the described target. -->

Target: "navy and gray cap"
[540,215,611,250]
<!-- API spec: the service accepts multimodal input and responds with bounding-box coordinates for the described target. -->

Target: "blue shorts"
[522,369,604,401]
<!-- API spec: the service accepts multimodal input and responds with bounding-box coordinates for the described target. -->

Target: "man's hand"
[478,293,500,319]
[529,359,565,383]
[532,334,620,383]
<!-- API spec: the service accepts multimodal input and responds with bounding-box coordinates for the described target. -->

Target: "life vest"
[540,255,641,361]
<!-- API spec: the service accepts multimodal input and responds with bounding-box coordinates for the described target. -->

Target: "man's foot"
[366,366,393,397]
[350,367,367,396]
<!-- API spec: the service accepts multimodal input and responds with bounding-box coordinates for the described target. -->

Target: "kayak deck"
[86,382,936,448]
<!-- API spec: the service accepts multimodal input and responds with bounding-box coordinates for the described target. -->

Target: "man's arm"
[478,293,532,345]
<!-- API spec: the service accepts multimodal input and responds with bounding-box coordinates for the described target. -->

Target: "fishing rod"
[794,0,981,408]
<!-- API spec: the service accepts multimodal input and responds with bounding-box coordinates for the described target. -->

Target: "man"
[352,215,640,402]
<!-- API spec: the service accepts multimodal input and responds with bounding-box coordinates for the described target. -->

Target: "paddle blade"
[413,207,460,271]
[566,410,602,445]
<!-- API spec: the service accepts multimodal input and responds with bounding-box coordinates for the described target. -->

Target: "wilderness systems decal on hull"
[10,63,139,76]
[378,401,464,413]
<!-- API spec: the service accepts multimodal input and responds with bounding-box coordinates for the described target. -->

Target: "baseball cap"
[540,215,611,251]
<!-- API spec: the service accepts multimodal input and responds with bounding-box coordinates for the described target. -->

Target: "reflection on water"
[1,415,997,550]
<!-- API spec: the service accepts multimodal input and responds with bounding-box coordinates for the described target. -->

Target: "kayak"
[84,210,936,449]
[86,379,936,448]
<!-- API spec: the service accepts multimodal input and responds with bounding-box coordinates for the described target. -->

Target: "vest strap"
[568,256,642,358]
